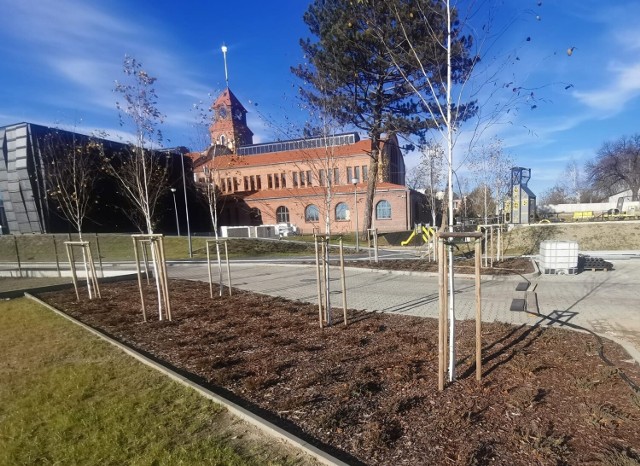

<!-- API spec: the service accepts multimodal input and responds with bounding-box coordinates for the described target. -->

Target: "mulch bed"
[345,257,536,276]
[38,279,640,465]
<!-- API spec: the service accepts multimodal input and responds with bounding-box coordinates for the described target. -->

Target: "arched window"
[305,204,319,222]
[376,200,391,219]
[276,206,290,223]
[335,202,349,221]
[219,134,227,146]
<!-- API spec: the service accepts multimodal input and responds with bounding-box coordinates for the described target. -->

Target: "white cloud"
[573,62,640,113]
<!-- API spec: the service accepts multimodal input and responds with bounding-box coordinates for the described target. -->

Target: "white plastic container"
[538,240,579,274]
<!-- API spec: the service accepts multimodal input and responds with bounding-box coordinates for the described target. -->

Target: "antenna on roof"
[221,44,229,88]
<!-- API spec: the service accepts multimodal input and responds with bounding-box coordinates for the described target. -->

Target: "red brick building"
[188,88,427,234]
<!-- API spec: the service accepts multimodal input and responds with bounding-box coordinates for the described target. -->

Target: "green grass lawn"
[0,233,328,267]
[0,298,310,466]
[0,234,319,263]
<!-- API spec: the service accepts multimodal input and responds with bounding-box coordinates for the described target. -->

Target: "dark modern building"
[0,122,191,234]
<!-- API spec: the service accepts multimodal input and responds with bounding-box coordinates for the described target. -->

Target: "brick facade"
[189,88,426,234]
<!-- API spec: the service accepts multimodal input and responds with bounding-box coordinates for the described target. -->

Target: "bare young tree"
[104,55,168,234]
[290,115,345,237]
[587,134,640,202]
[540,184,570,206]
[562,158,583,204]
[249,96,347,237]
[43,128,103,300]
[293,0,477,235]
[103,55,169,320]
[43,129,101,238]
[417,141,446,227]
[367,1,557,383]
[468,136,513,224]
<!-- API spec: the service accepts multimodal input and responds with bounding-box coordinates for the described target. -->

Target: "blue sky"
[2,0,640,195]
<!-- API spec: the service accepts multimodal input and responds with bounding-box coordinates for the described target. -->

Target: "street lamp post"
[170,188,180,236]
[180,152,193,258]
[352,177,359,252]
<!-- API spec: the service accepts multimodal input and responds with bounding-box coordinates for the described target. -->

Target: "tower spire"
[221,44,229,88]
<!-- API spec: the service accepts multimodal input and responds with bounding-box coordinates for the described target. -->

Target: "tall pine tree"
[292,0,476,231]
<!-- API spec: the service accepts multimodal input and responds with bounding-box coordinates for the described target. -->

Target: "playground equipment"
[401,225,436,246]
[504,167,536,224]
[402,225,437,261]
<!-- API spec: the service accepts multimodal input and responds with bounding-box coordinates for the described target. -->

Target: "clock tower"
[209,88,254,153]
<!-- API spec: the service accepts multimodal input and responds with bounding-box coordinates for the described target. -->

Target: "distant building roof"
[191,137,378,171]
[237,132,360,156]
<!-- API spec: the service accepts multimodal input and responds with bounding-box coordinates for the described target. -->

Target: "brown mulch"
[38,280,640,466]
[345,257,535,275]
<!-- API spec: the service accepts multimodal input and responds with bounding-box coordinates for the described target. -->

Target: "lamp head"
[170,188,177,193]
[351,177,358,185]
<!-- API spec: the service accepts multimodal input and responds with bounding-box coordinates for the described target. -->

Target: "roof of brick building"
[189,138,379,170]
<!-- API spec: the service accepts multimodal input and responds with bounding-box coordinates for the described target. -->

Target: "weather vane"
[221,44,229,88]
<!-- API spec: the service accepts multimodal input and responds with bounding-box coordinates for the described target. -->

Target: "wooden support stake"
[52,235,61,277]
[314,236,323,329]
[13,236,22,278]
[475,238,482,382]
[206,240,213,298]
[489,227,494,268]
[437,236,446,392]
[85,245,101,299]
[323,238,332,326]
[132,237,147,322]
[141,240,150,285]
[320,239,327,323]
[443,242,449,376]
[65,243,80,301]
[157,237,172,321]
[95,233,104,278]
[224,241,232,296]
[63,241,99,300]
[216,242,223,297]
[339,238,348,326]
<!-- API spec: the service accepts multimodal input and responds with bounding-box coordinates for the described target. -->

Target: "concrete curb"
[0,273,140,300]
[23,293,350,466]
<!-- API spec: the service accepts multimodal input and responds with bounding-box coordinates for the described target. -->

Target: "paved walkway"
[168,258,640,363]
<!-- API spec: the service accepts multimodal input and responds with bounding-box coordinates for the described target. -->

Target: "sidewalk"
[168,259,640,363]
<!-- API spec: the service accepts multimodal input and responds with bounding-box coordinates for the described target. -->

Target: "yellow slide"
[401,226,435,246]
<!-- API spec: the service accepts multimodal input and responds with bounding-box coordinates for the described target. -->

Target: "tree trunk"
[364,138,381,232]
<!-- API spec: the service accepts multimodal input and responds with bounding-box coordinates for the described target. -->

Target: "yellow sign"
[513,186,519,194]
[514,201,519,209]
[523,199,528,206]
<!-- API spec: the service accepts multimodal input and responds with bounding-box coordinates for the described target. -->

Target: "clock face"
[217,106,228,120]
[233,108,243,121]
